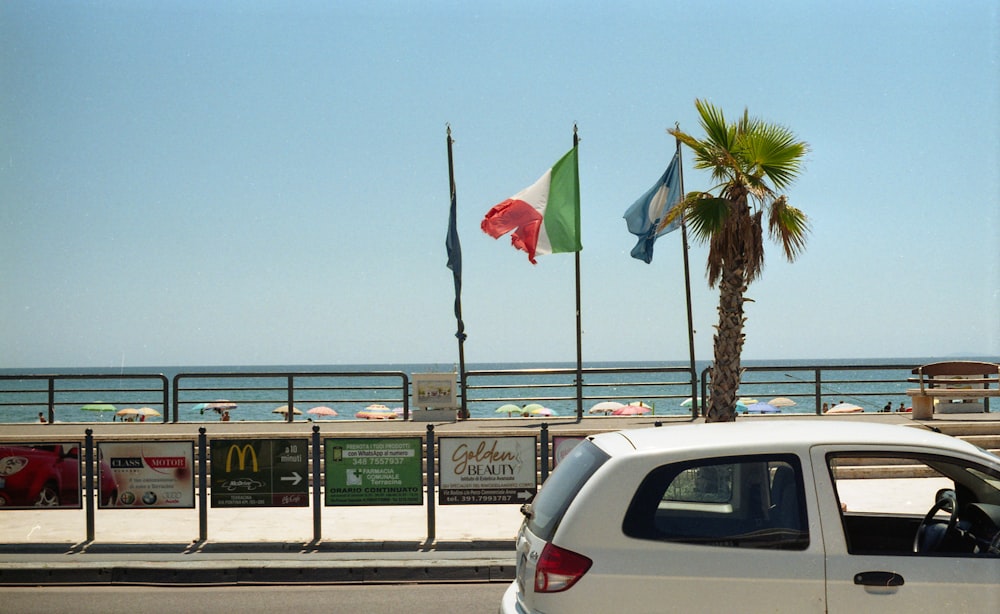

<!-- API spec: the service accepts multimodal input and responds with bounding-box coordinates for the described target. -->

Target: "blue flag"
[623,153,681,263]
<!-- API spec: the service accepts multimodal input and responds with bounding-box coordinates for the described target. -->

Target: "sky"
[1,0,998,369]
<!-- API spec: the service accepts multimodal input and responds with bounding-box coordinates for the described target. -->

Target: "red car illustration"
[0,444,117,508]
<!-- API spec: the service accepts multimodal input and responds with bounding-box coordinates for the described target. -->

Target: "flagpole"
[445,125,468,419]
[675,125,699,419]
[573,124,584,422]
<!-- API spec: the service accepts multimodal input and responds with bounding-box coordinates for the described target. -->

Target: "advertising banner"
[98,441,194,508]
[411,372,457,408]
[210,439,309,507]
[438,436,536,505]
[0,442,83,509]
[324,438,422,506]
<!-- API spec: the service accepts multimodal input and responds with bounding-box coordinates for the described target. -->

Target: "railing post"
[312,425,322,542]
[402,373,410,421]
[172,376,180,423]
[85,428,95,542]
[159,374,169,423]
[198,427,208,542]
[701,366,711,418]
[287,376,295,423]
[426,424,436,543]
[814,369,823,415]
[47,378,55,425]
[540,423,550,482]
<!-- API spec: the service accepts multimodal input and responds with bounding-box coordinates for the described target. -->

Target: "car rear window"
[527,439,609,541]
[623,454,808,550]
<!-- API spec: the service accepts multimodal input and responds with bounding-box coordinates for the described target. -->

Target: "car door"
[573,453,828,613]
[811,444,1000,613]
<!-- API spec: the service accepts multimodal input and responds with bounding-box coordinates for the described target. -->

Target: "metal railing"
[699,363,956,415]
[4,363,992,424]
[462,365,699,419]
[0,374,169,424]
[171,371,410,423]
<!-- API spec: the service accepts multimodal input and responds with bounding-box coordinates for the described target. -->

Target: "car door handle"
[854,571,904,587]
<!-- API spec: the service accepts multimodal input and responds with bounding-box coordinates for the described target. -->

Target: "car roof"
[591,419,993,460]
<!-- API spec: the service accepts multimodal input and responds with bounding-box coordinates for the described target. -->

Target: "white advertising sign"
[438,436,536,505]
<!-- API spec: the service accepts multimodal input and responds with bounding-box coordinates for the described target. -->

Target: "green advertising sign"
[324,438,423,506]
[210,438,309,507]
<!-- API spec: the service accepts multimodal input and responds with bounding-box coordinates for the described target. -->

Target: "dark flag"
[445,127,465,341]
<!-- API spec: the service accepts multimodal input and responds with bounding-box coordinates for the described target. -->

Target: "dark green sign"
[210,438,308,507]
[324,438,423,506]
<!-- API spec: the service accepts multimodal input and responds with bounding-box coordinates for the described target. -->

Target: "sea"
[1,357,995,425]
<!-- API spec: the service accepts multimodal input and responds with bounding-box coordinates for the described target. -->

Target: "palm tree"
[665,99,810,422]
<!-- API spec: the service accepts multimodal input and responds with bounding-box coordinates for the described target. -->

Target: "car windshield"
[526,439,609,541]
[959,466,1000,505]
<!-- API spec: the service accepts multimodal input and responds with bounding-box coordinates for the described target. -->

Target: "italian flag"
[481,146,581,264]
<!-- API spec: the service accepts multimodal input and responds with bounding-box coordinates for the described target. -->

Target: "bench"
[906,361,1000,419]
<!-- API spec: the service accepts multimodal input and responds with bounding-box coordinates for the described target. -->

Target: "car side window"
[623,454,808,550]
[827,453,1000,557]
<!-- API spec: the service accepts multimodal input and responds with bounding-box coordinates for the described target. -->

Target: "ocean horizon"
[3,355,989,375]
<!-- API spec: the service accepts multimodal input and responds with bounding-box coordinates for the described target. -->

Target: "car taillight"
[534,542,592,593]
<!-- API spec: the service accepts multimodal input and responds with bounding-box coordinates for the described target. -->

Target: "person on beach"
[221,410,230,422]
[38,412,46,423]
[822,402,829,413]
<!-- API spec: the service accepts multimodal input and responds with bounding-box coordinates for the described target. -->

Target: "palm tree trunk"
[706,260,747,422]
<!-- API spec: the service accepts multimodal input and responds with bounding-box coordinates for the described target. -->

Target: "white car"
[501,420,1000,613]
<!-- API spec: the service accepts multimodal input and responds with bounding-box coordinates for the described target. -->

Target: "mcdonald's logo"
[225,443,259,472]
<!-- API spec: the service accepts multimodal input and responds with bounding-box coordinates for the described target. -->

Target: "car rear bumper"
[499,581,526,614]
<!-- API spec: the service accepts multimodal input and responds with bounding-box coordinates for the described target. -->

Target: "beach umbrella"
[206,400,237,412]
[522,403,546,414]
[81,403,116,412]
[273,405,302,415]
[196,400,237,415]
[116,407,140,417]
[680,397,702,407]
[612,404,651,416]
[768,397,797,407]
[528,406,557,417]
[737,397,759,406]
[137,407,161,417]
[589,401,624,415]
[356,404,397,419]
[827,402,863,414]
[307,406,338,417]
[746,402,780,414]
[495,403,522,416]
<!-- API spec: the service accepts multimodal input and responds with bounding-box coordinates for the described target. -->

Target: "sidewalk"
[0,500,523,586]
[3,413,996,586]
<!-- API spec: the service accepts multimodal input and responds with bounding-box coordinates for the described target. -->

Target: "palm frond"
[744,124,807,190]
[744,210,766,284]
[683,193,731,243]
[767,196,810,261]
[694,99,733,151]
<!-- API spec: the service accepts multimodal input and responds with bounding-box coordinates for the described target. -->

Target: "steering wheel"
[913,489,959,553]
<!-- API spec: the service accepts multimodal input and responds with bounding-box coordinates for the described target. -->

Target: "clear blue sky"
[2,1,998,369]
